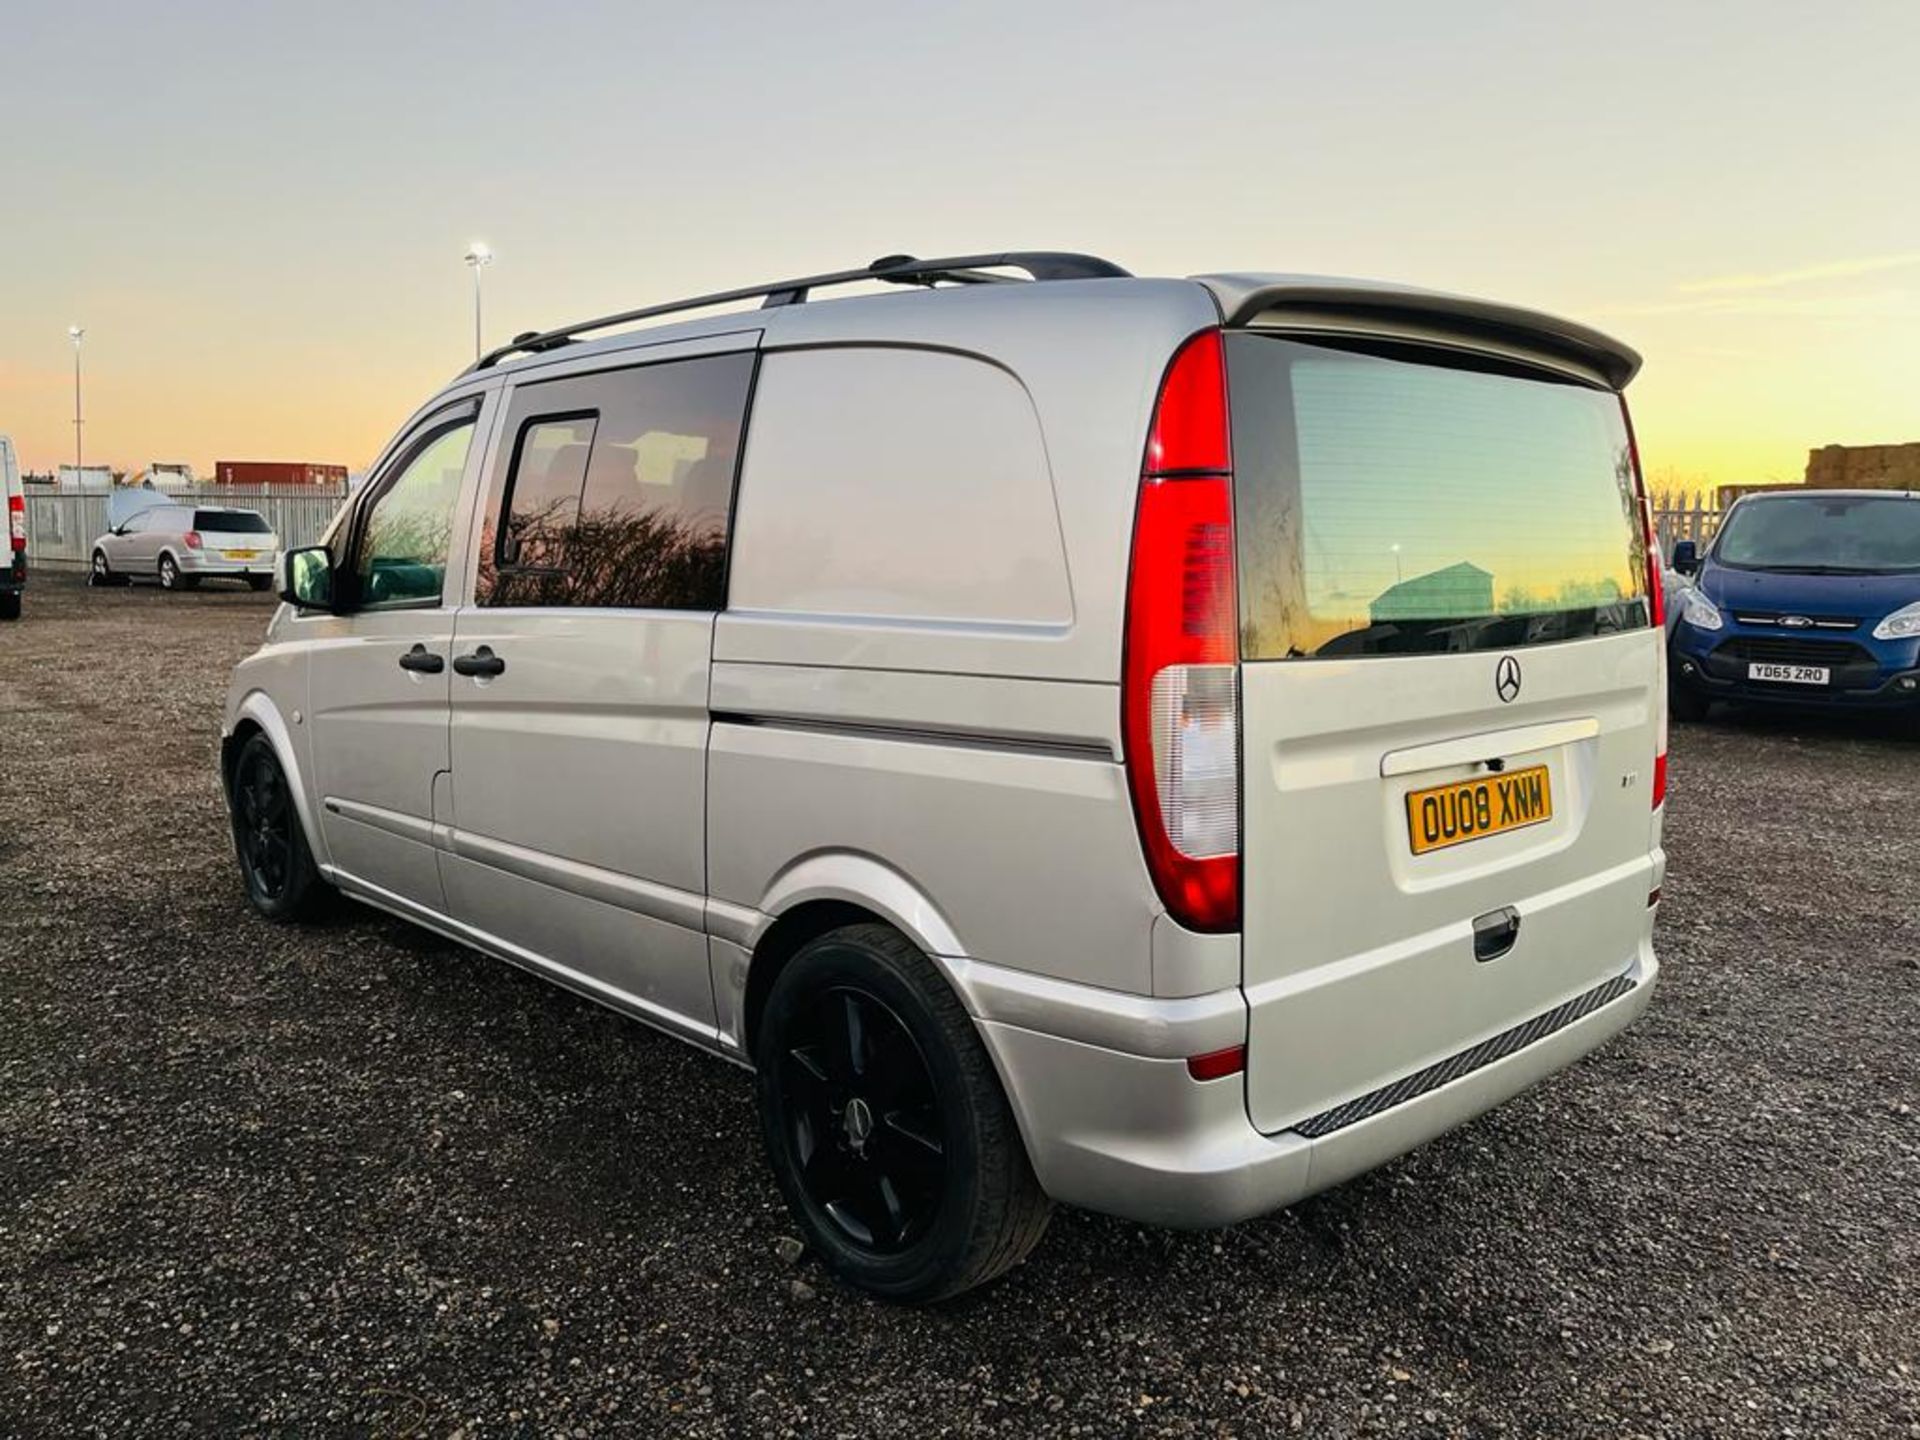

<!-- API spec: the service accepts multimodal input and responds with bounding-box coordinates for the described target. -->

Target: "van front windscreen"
[1713,494,1920,573]
[1226,334,1650,659]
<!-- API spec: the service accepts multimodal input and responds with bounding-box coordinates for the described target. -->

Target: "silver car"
[93,502,280,591]
[221,252,1666,1300]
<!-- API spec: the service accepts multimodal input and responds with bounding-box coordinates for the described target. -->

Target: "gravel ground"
[1,568,1916,1439]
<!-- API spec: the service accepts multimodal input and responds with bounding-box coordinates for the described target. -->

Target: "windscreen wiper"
[1748,564,1883,575]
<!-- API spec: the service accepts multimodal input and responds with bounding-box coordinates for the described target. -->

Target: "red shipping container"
[213,460,348,487]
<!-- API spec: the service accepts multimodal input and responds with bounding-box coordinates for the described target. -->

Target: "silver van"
[221,252,1666,1300]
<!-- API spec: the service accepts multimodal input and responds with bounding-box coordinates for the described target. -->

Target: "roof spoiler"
[1192,274,1642,388]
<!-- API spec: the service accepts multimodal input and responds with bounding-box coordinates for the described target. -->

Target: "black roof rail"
[468,251,1131,372]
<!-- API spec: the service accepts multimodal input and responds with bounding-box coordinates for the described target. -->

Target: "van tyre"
[247,574,273,592]
[0,592,18,621]
[1669,683,1711,723]
[754,923,1052,1302]
[158,554,180,591]
[91,550,123,587]
[228,733,327,922]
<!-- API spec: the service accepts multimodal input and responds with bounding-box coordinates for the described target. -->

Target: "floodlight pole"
[68,325,85,471]
[464,244,493,360]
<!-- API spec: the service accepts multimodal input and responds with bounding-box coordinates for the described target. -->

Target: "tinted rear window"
[195,509,272,534]
[1226,334,1649,659]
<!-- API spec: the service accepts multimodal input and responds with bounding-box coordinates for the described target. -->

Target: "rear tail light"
[1123,330,1241,933]
[1621,398,1667,809]
[183,530,203,550]
[6,494,22,552]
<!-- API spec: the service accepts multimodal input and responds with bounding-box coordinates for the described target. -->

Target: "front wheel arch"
[227,729,325,920]
[224,693,327,873]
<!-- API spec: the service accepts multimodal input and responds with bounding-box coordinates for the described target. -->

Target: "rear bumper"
[179,551,277,576]
[958,941,1657,1229]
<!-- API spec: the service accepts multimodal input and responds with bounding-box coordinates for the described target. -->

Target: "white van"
[221,252,1665,1299]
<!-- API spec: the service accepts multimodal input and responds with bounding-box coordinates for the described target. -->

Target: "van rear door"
[1226,332,1662,1136]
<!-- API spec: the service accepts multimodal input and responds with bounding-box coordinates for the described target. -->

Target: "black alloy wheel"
[780,984,948,1253]
[754,923,1052,1301]
[228,734,322,920]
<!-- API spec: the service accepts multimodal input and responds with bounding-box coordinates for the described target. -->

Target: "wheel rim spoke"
[839,992,868,1081]
[779,979,949,1256]
[236,754,293,900]
[785,1044,830,1089]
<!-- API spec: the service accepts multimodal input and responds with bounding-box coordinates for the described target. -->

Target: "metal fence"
[24,485,349,567]
[21,480,1736,571]
[1653,491,1720,557]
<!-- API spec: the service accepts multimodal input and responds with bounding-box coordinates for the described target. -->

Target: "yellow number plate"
[223,549,258,561]
[1406,764,1553,855]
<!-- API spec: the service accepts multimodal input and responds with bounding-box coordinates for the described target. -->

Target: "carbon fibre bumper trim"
[1290,971,1639,1139]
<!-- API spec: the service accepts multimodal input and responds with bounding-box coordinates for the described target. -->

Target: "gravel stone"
[1,570,1916,1437]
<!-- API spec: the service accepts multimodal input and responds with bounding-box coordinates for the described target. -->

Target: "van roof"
[1734,488,1919,502]
[463,252,1641,392]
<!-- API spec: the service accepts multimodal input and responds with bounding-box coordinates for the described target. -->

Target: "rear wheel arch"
[738,856,967,1058]
[743,899,882,1059]
[739,896,1044,1180]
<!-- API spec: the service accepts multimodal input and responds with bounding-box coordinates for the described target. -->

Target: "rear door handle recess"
[1472,906,1521,962]
[452,645,506,678]
[397,644,444,674]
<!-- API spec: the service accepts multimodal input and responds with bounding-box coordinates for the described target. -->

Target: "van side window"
[726,348,1072,625]
[355,415,477,609]
[500,416,596,573]
[477,352,754,610]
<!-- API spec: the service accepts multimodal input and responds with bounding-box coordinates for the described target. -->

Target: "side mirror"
[1670,540,1699,575]
[280,545,337,610]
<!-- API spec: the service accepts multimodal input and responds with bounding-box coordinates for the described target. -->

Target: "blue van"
[1669,489,1920,719]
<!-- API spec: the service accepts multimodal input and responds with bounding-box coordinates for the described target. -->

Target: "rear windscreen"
[194,509,272,534]
[1226,334,1649,659]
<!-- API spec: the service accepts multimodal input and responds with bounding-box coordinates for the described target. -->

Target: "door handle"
[1472,906,1522,962]
[452,645,506,678]
[397,643,445,674]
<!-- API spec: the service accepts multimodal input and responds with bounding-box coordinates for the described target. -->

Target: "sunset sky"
[4,0,1916,493]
